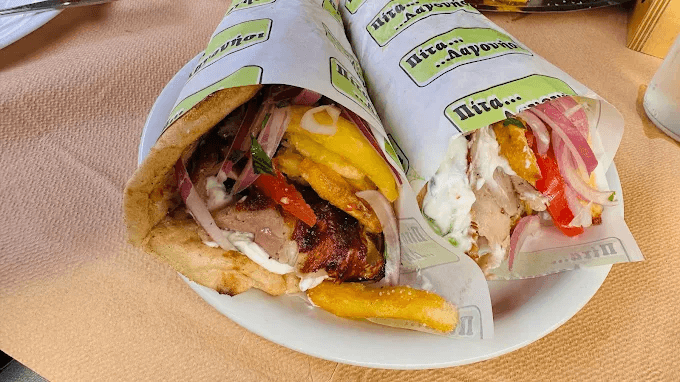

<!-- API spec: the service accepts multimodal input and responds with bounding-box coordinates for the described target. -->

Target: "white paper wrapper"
[338,0,643,280]
[152,0,494,339]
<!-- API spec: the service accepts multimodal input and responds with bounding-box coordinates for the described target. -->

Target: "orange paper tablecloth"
[1,1,678,381]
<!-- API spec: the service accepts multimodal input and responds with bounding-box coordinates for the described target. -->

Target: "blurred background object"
[467,0,631,13]
[628,0,680,58]
[643,33,680,141]
[0,350,48,382]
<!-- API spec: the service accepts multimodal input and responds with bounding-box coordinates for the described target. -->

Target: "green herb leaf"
[503,117,525,129]
[423,215,444,236]
[448,237,459,247]
[608,192,616,202]
[250,136,275,175]
[261,113,271,130]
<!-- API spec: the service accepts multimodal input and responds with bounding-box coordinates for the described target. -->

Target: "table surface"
[1,1,678,381]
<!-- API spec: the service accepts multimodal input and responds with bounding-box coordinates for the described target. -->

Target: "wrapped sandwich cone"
[122,85,301,296]
[123,84,459,333]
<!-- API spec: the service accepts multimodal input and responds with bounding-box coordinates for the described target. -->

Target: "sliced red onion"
[552,96,589,138]
[530,105,598,175]
[552,129,587,175]
[175,159,235,252]
[215,102,259,184]
[518,110,550,155]
[508,215,541,271]
[356,190,400,286]
[268,86,303,102]
[292,89,322,106]
[564,182,592,228]
[300,105,340,135]
[555,137,617,206]
[232,107,291,194]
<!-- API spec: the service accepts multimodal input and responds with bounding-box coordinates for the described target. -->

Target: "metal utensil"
[0,0,117,16]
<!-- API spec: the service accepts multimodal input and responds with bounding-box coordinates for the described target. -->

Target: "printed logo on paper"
[190,19,272,79]
[495,237,631,279]
[455,306,483,339]
[399,218,459,272]
[322,23,366,86]
[226,0,276,15]
[164,66,264,131]
[329,57,379,119]
[344,0,367,14]
[400,27,532,87]
[444,74,575,134]
[367,0,478,47]
[323,0,343,24]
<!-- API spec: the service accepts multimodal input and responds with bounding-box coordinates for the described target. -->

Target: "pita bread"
[124,85,261,244]
[124,85,299,296]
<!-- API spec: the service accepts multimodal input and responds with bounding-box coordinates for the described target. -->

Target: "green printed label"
[190,19,272,78]
[165,66,263,130]
[344,0,366,14]
[323,0,343,24]
[226,0,276,14]
[444,74,575,133]
[400,218,459,272]
[384,138,400,169]
[367,0,477,47]
[322,23,365,86]
[329,57,378,119]
[400,28,531,87]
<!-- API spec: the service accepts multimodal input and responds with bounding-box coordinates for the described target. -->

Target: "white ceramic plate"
[0,1,59,49]
[138,53,614,369]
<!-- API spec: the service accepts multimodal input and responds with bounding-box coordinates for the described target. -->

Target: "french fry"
[307,282,459,333]
[287,105,398,202]
[298,159,382,233]
[273,148,304,179]
[286,132,366,180]
[344,175,377,192]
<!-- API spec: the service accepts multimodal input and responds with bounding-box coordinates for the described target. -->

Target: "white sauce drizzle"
[422,135,476,251]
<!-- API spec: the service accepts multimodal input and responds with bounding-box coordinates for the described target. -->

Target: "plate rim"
[137,52,614,369]
[0,8,60,50]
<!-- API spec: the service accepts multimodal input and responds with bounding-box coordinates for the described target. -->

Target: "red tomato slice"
[526,130,584,237]
[254,172,317,227]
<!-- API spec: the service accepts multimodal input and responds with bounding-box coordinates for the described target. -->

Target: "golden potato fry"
[344,175,377,192]
[307,282,459,333]
[492,121,541,186]
[286,105,398,202]
[273,148,304,178]
[298,158,382,233]
[286,132,365,180]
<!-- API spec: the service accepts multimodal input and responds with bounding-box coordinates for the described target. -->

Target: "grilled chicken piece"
[292,187,385,282]
[491,121,541,186]
[208,186,385,282]
[470,169,523,273]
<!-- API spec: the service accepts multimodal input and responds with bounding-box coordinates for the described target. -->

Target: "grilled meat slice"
[212,188,297,264]
[292,187,385,282]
